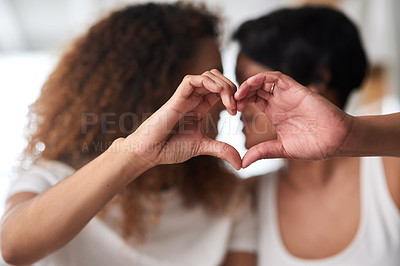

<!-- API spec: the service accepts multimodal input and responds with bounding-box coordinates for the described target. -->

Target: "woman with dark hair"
[234,6,400,265]
[0,3,256,265]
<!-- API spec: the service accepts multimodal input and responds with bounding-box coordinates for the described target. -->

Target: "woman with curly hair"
[1,3,256,265]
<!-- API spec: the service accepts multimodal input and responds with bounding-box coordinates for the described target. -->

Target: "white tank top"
[257,157,400,266]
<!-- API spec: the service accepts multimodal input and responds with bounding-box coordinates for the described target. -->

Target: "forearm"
[340,113,400,157]
[1,139,150,264]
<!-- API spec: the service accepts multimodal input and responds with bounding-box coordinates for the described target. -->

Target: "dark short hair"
[234,6,368,108]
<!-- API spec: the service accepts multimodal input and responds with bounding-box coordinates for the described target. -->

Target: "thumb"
[198,139,242,170]
[242,139,286,168]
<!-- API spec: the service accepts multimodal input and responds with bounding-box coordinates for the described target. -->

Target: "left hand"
[235,71,354,168]
[124,69,242,170]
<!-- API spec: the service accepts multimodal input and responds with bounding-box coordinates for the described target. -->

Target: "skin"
[190,40,256,265]
[236,52,400,259]
[236,53,276,149]
[235,59,400,162]
[0,40,256,266]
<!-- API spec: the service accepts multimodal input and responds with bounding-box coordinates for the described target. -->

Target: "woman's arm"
[1,70,239,265]
[341,113,400,157]
[1,145,146,264]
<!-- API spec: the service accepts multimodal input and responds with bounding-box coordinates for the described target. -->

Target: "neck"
[281,157,358,191]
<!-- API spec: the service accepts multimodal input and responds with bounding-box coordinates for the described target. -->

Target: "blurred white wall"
[0,52,55,265]
[338,0,400,102]
[0,0,294,51]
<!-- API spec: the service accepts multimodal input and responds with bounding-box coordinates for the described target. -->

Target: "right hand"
[235,71,354,168]
[117,69,242,170]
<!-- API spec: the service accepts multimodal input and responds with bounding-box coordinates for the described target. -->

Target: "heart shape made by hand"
[125,70,352,171]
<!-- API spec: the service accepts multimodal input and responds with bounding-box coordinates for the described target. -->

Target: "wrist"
[337,115,381,157]
[105,138,155,183]
[348,114,400,157]
[335,114,363,157]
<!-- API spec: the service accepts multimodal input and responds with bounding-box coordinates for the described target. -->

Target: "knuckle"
[221,142,229,154]
[273,71,284,79]
[183,75,193,81]
[196,142,204,156]
[221,83,230,91]
[194,141,204,156]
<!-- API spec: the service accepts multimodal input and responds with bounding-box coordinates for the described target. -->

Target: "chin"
[244,133,257,149]
[244,141,253,150]
[245,138,269,149]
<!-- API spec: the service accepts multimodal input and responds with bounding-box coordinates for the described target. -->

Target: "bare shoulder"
[382,157,400,210]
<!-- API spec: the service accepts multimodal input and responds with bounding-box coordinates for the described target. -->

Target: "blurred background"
[0,1,399,263]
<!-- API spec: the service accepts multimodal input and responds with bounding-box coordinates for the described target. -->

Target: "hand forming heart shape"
[234,71,353,168]
[121,69,353,170]
[125,69,242,170]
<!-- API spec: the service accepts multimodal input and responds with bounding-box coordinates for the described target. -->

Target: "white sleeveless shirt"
[257,157,400,266]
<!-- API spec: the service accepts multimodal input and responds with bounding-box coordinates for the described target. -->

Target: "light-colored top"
[257,157,400,266]
[7,160,256,266]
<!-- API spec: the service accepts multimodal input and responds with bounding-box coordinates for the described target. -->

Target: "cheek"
[243,115,276,147]
[202,103,223,139]
[255,115,273,132]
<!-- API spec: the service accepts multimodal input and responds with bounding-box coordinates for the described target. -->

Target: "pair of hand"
[123,70,354,170]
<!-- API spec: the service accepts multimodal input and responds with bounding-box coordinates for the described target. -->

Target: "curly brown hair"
[24,2,243,240]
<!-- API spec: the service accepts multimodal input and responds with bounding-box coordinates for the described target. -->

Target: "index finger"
[235,71,296,100]
[234,73,266,101]
[203,70,237,115]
